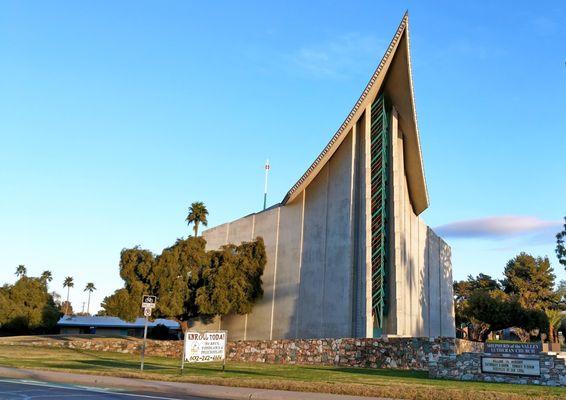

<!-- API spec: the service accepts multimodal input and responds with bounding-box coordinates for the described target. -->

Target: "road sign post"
[140,316,149,371]
[140,295,156,371]
[180,331,186,375]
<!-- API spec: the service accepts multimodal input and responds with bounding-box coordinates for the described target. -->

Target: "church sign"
[481,357,541,376]
[484,342,542,355]
[184,331,227,363]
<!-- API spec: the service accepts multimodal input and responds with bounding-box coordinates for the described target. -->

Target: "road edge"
[0,366,389,400]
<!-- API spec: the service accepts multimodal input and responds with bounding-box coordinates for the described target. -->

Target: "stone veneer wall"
[454,339,484,354]
[226,338,474,370]
[0,336,482,371]
[429,352,566,387]
[0,336,182,358]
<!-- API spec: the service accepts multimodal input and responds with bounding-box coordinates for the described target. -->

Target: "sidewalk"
[0,366,394,400]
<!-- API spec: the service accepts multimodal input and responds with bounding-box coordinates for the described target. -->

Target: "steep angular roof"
[282,12,429,215]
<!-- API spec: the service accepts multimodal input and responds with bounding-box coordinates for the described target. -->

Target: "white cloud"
[435,215,561,240]
[284,33,385,79]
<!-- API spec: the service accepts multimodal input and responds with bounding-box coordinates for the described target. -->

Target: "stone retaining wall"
[429,352,566,387]
[0,336,182,358]
[226,337,461,370]
[0,335,481,371]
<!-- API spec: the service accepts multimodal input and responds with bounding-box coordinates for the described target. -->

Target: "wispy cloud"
[286,33,385,79]
[435,216,561,240]
[243,33,384,80]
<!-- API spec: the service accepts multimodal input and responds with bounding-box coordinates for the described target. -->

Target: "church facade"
[202,14,455,340]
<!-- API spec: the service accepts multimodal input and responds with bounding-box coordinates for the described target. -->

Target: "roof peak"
[283,12,429,213]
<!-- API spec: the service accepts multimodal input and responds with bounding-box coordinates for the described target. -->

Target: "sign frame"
[142,295,157,309]
[181,330,228,372]
[484,342,541,355]
[481,356,541,377]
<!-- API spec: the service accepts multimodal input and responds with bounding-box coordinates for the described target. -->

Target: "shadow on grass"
[304,366,429,380]
[75,359,176,372]
[182,365,284,378]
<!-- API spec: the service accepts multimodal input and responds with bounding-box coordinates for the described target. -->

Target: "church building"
[203,14,456,340]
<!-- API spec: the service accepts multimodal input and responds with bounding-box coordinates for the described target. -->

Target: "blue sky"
[1,1,564,313]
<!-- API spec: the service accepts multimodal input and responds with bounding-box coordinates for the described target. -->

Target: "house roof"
[57,316,180,329]
[282,12,429,215]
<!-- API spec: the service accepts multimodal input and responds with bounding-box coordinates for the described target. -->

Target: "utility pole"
[263,159,270,210]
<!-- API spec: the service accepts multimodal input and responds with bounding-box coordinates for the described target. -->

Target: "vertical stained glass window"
[370,94,389,333]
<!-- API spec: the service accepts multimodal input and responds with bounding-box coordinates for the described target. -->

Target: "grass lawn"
[0,344,564,400]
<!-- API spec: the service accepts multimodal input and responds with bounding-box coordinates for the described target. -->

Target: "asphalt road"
[0,379,215,400]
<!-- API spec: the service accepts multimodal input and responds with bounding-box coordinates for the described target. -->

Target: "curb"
[0,366,391,400]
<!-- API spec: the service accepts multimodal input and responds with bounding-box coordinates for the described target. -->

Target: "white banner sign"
[184,331,227,363]
[481,357,540,376]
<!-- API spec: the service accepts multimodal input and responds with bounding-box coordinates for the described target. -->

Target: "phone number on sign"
[188,355,224,362]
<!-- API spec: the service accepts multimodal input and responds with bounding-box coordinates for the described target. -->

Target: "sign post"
[180,331,186,374]
[140,295,157,372]
[182,330,227,372]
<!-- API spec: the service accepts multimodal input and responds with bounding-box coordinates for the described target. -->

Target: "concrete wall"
[388,109,455,338]
[203,129,357,340]
[202,105,456,340]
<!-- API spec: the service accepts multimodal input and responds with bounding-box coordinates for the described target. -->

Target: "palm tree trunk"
[194,221,199,237]
[87,292,91,315]
[66,287,70,315]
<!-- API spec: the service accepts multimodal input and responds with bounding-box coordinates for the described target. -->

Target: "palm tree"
[15,264,26,278]
[186,201,209,237]
[84,282,96,315]
[545,309,563,343]
[63,276,74,315]
[41,270,53,284]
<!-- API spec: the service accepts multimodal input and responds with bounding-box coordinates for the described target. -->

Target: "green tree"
[502,252,557,310]
[63,276,74,315]
[84,282,96,315]
[105,236,266,333]
[186,202,208,237]
[545,309,563,343]
[465,289,547,342]
[15,265,26,278]
[0,286,12,329]
[555,280,566,304]
[454,273,500,339]
[153,237,209,332]
[0,275,60,334]
[40,270,53,284]
[196,238,266,317]
[100,246,157,322]
[99,288,138,320]
[557,216,566,270]
[119,246,156,307]
[60,301,73,315]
